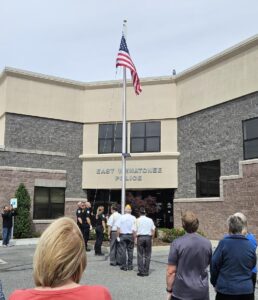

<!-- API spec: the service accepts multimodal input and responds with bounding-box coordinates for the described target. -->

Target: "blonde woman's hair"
[96,206,104,219]
[33,217,86,287]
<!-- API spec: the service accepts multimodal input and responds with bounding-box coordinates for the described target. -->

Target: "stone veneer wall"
[1,113,85,198]
[174,160,258,239]
[176,92,258,199]
[0,166,66,231]
[33,199,82,232]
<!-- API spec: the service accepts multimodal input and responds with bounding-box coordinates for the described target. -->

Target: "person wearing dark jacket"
[1,205,17,247]
[77,202,92,252]
[94,206,106,256]
[210,215,256,300]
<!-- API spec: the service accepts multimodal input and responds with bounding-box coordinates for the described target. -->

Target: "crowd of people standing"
[166,211,257,300]
[75,201,156,277]
[75,201,257,299]
[2,199,257,300]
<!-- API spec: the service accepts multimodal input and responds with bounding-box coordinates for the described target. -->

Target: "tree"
[126,192,157,217]
[13,183,33,238]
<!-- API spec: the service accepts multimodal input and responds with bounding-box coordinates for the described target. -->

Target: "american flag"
[116,35,142,95]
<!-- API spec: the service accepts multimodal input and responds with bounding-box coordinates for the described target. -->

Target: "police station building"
[0,35,258,238]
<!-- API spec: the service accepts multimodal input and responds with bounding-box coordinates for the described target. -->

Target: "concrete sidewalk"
[3,238,220,250]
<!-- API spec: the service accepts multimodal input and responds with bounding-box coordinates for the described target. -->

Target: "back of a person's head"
[85,201,91,208]
[139,207,146,216]
[111,204,118,212]
[33,217,86,287]
[125,204,132,214]
[181,211,199,233]
[233,212,248,234]
[227,215,245,234]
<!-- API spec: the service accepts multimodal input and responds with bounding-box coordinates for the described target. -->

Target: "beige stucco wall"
[0,115,5,146]
[81,119,178,189]
[5,75,86,122]
[177,43,258,117]
[81,155,178,189]
[2,36,258,123]
[0,79,6,146]
[3,71,176,124]
[82,82,176,123]
[0,77,7,118]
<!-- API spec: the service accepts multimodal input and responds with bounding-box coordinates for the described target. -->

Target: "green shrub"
[89,229,109,241]
[13,183,33,238]
[158,228,185,243]
[32,231,42,238]
[89,229,96,240]
[158,227,205,243]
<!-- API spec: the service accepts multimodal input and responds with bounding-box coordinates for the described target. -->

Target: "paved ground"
[0,245,257,300]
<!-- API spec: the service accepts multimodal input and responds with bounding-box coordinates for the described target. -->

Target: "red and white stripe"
[116,50,142,95]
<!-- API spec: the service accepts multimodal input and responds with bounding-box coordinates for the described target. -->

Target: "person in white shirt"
[135,207,155,277]
[107,204,121,266]
[116,204,136,271]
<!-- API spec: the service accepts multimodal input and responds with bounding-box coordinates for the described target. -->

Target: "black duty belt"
[120,233,133,235]
[137,235,152,237]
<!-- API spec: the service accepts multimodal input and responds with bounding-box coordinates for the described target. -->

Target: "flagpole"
[121,20,127,215]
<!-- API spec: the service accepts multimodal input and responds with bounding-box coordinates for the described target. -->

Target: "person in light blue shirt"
[234,212,257,291]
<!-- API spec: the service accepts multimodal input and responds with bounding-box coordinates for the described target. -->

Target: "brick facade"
[176,92,258,199]
[33,200,81,232]
[174,160,258,239]
[0,166,66,230]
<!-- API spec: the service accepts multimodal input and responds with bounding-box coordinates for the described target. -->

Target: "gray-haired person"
[107,204,121,266]
[211,215,256,300]
[166,211,212,300]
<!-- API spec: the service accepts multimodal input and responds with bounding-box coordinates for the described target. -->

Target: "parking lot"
[2,244,256,300]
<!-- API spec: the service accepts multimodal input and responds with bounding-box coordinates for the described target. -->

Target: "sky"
[0,0,258,82]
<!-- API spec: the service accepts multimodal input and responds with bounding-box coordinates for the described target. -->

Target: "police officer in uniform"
[135,207,155,277]
[107,204,121,265]
[116,205,136,271]
[77,201,91,252]
[94,206,106,256]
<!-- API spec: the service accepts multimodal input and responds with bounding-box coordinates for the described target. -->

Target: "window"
[243,117,258,160]
[33,187,65,219]
[131,122,160,152]
[196,160,220,197]
[98,123,122,154]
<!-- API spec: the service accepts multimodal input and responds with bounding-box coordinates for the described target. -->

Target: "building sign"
[96,167,163,182]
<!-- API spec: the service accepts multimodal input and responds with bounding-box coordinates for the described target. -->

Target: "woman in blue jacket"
[210,215,256,300]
